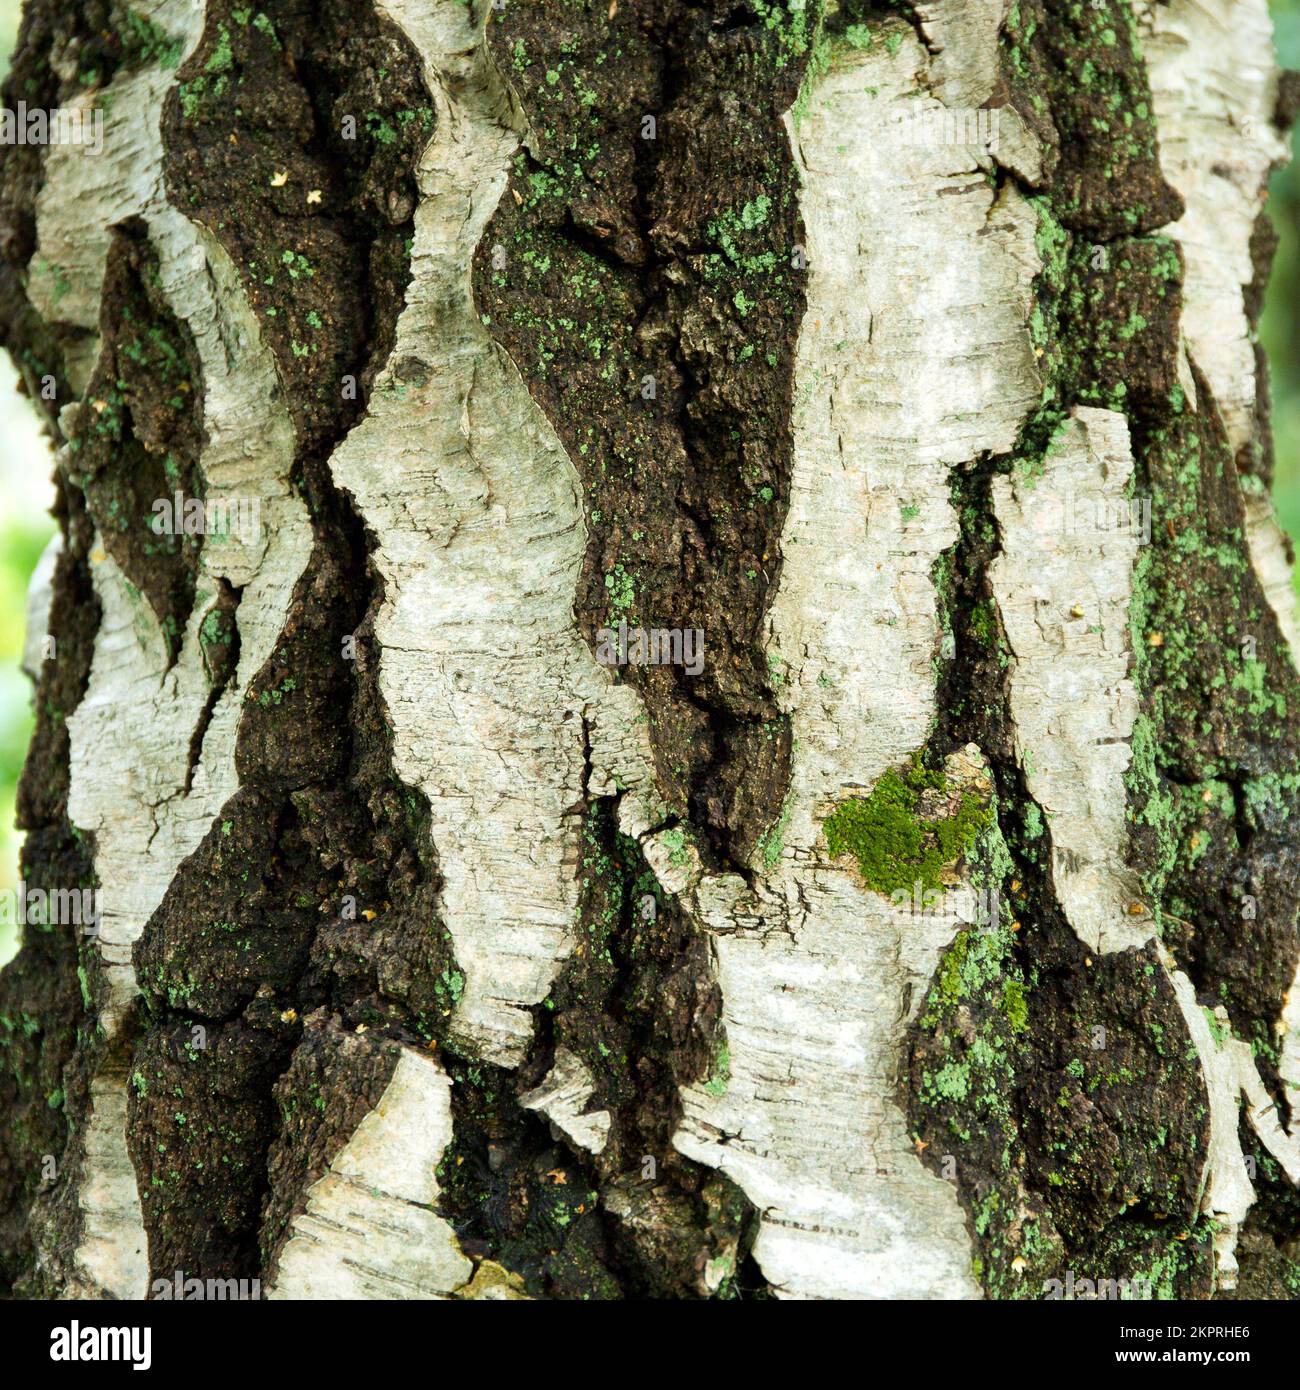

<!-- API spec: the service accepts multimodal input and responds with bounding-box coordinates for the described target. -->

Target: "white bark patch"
[333,0,660,1068]
[25,0,311,1296]
[674,757,995,1301]
[1141,0,1298,659]
[1282,979,1300,1127]
[519,1046,610,1156]
[991,409,1300,1288]
[670,29,1044,1299]
[990,408,1149,954]
[72,1069,149,1300]
[912,0,1046,185]
[22,532,60,685]
[1142,0,1285,459]
[1169,974,1300,1289]
[267,1049,473,1300]
[1241,483,1300,657]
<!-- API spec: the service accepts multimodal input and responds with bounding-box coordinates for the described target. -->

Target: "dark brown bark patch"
[1018,940,1208,1248]
[0,481,101,1294]
[474,0,813,867]
[162,0,429,457]
[127,1015,294,1285]
[1220,1156,1300,1299]
[1008,0,1182,238]
[70,223,205,663]
[135,789,319,1023]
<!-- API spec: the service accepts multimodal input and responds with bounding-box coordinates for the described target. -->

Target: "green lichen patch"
[1063,1215,1215,1300]
[119,8,184,71]
[1043,232,1185,421]
[127,1016,294,1281]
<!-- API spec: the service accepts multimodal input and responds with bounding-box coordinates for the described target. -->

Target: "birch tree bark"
[2,0,1300,1301]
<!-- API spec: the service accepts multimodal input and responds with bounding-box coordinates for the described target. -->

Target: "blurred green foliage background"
[0,1,1298,965]
[0,0,50,962]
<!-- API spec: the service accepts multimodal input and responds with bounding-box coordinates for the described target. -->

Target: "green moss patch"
[823,756,993,896]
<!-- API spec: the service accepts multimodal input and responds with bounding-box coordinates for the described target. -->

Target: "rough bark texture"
[2,0,1300,1301]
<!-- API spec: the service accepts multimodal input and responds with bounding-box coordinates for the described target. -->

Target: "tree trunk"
[1,0,1299,1302]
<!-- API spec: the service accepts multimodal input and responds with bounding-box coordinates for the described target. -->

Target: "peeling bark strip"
[991,408,1147,957]
[3,0,1300,1303]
